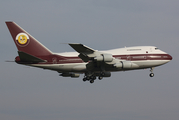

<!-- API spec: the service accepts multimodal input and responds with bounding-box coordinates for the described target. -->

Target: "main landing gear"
[83,75,96,83]
[83,72,104,84]
[149,67,154,77]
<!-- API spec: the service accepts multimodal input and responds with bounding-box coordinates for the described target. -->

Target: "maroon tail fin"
[6,21,52,57]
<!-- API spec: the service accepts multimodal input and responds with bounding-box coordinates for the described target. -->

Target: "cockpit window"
[155,48,159,50]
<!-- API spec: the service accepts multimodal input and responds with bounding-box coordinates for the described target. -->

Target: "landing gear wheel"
[98,76,103,80]
[90,80,94,83]
[90,76,96,80]
[101,72,105,76]
[83,78,87,82]
[86,76,90,81]
[150,73,154,77]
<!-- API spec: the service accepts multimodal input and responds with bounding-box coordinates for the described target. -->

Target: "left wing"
[68,43,114,63]
[68,44,137,81]
[69,43,95,54]
[69,43,100,62]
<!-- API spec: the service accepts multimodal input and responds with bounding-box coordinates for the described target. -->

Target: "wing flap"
[78,53,89,62]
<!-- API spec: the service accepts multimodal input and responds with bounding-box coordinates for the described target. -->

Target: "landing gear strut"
[149,67,154,77]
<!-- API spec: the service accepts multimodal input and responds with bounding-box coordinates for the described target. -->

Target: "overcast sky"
[0,0,179,120]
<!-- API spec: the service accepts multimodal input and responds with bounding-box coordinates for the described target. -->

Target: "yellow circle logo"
[18,35,28,44]
[16,33,30,46]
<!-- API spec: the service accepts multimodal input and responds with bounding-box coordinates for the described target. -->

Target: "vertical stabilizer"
[6,22,52,57]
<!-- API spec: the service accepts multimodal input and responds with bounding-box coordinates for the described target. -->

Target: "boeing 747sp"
[6,22,172,83]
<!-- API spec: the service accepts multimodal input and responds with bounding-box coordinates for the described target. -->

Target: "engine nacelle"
[122,61,132,69]
[114,61,139,69]
[60,73,80,78]
[94,54,113,62]
[113,62,123,68]
[101,72,111,77]
[71,73,80,78]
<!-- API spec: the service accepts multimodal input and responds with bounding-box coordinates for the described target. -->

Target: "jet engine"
[101,72,111,77]
[94,54,113,62]
[114,61,139,69]
[60,73,80,78]
[122,61,132,69]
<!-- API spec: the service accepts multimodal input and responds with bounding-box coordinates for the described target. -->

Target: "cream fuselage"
[29,46,172,73]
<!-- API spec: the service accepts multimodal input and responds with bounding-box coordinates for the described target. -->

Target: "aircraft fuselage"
[27,46,172,73]
[6,21,172,83]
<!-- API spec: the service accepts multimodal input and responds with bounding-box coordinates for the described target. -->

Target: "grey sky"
[0,0,179,120]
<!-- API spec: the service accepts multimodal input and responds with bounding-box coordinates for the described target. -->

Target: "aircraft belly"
[26,60,170,73]
[29,63,87,72]
[133,60,170,68]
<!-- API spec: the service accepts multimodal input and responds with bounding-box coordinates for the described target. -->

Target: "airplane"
[6,21,172,83]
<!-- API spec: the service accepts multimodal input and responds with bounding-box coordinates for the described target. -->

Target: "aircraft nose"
[168,54,173,61]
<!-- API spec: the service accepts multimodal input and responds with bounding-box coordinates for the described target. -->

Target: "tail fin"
[6,22,52,57]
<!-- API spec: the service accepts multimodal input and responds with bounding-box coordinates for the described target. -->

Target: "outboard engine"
[60,73,80,78]
[102,71,111,77]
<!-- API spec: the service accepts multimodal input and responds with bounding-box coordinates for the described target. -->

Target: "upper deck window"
[155,48,159,50]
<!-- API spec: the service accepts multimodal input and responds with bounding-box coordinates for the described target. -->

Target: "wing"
[68,43,114,63]
[69,43,100,62]
[68,43,95,53]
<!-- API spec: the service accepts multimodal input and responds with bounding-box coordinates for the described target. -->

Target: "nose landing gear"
[150,73,154,77]
[149,67,154,77]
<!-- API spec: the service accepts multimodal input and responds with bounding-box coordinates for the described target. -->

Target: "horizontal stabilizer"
[5,60,15,62]
[18,51,46,63]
